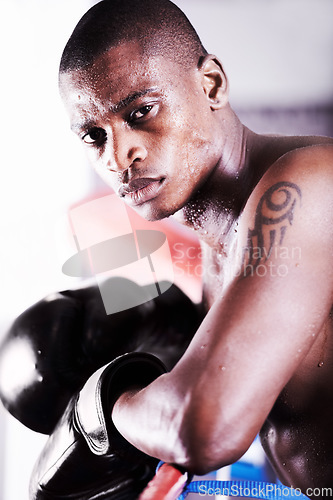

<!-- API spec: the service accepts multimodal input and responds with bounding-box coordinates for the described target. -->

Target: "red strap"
[139,463,188,500]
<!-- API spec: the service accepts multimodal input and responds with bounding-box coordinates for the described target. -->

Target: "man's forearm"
[110,360,251,476]
[112,374,190,467]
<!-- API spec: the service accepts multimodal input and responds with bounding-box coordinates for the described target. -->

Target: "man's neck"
[172,120,254,249]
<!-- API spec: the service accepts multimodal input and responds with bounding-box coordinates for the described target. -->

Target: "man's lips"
[118,178,159,197]
[118,177,165,206]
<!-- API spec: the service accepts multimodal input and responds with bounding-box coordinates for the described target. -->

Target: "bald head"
[60,0,207,74]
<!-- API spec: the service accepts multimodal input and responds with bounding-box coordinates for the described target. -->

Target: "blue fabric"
[156,461,310,499]
[177,480,310,499]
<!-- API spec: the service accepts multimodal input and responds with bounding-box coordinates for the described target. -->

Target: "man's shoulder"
[238,141,333,255]
[247,142,333,212]
[273,141,333,175]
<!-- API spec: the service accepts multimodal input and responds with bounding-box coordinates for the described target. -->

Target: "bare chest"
[260,314,333,487]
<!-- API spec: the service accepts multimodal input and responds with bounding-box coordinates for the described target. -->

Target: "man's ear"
[199,55,229,109]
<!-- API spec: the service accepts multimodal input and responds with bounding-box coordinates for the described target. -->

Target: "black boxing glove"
[0,277,201,434]
[30,352,166,500]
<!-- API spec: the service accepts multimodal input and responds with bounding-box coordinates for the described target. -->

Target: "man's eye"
[129,105,153,123]
[82,128,106,145]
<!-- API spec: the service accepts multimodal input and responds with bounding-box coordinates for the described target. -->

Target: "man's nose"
[106,128,147,174]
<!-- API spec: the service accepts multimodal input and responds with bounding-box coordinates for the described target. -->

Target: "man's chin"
[130,202,176,222]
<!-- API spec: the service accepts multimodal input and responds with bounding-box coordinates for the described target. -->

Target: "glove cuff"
[74,352,166,456]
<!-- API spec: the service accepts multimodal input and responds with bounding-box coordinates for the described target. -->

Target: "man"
[2,0,333,497]
[59,0,333,490]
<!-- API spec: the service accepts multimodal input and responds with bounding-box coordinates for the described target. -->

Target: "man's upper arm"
[237,144,333,285]
[172,145,333,466]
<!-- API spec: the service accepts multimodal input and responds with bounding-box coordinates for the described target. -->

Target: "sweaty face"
[59,43,220,221]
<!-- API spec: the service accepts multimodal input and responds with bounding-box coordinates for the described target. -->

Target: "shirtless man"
[1,0,333,498]
[58,0,333,492]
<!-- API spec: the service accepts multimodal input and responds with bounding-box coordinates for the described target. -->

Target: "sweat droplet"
[318,361,324,367]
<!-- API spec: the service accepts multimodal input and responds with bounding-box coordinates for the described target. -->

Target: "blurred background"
[0,0,332,498]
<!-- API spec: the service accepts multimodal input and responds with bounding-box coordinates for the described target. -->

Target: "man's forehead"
[59,42,172,105]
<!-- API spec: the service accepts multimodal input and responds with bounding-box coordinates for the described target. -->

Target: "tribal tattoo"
[240,181,302,277]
